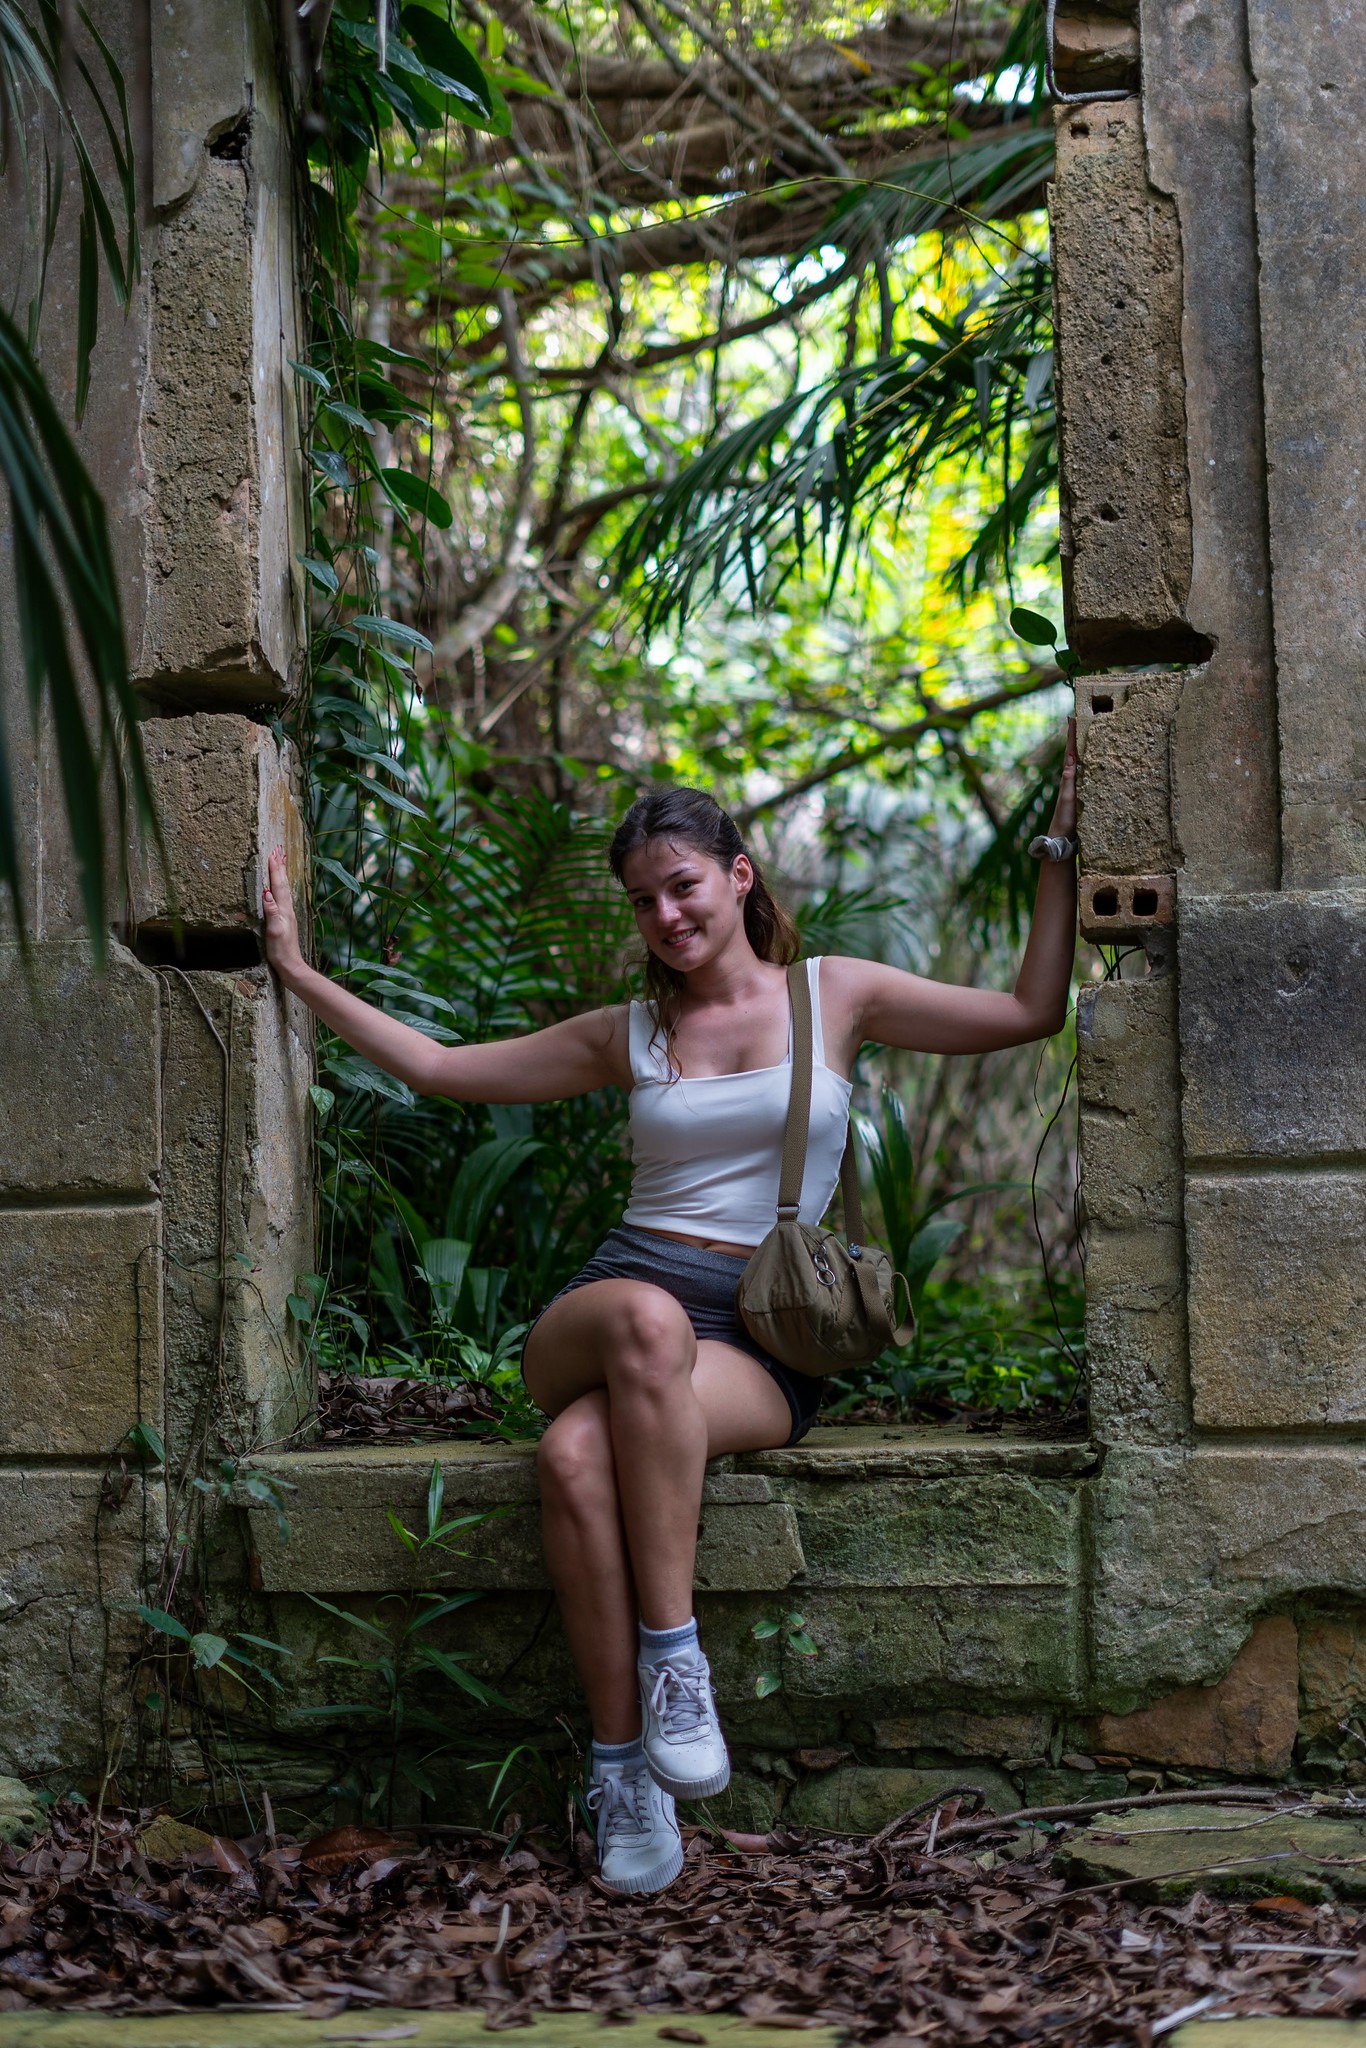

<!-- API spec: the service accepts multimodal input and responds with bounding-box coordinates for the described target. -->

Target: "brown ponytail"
[608,787,800,1068]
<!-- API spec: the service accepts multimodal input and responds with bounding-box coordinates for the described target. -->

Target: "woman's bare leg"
[525,1280,794,1733]
[536,1391,640,1743]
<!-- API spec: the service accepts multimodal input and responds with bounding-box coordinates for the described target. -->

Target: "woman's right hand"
[262,845,305,980]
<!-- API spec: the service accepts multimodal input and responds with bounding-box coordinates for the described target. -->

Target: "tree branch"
[734,671,1064,826]
[656,0,852,179]
[431,287,538,668]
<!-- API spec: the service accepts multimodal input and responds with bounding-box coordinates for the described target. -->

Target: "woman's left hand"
[1046,716,1078,839]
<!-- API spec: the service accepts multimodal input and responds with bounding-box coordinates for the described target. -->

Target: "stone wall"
[0,0,313,1779]
[1056,0,1366,1780]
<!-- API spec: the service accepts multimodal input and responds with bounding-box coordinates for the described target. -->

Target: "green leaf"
[298,552,340,593]
[290,358,332,392]
[286,1293,314,1324]
[189,1632,231,1670]
[126,1420,166,1465]
[378,466,452,529]
[322,400,376,434]
[754,1670,783,1698]
[311,445,354,490]
[787,1630,818,1657]
[1009,605,1059,647]
[309,1084,337,1119]
[751,1616,781,1640]
[351,613,434,653]
[134,1605,190,1642]
[400,7,510,133]
[426,1458,445,1542]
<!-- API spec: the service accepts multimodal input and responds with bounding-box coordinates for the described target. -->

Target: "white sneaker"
[586,1755,684,1895]
[639,1646,731,1800]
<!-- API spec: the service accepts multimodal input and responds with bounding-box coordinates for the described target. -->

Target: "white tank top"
[621,956,853,1248]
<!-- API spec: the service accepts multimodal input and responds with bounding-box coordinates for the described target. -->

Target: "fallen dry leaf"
[301,1827,403,1874]
[0,1792,1362,2043]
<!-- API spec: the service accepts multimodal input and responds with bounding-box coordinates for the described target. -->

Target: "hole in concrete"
[1070,122,1090,138]
[1132,888,1159,917]
[1097,502,1120,523]
[1093,888,1120,918]
[130,927,262,970]
[209,113,251,161]
[1091,694,1115,714]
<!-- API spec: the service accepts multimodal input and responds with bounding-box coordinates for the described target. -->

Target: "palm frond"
[619,252,1055,630]
[0,1,146,957]
[0,307,153,953]
[957,730,1066,941]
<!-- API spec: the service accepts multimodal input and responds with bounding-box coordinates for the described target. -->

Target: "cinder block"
[1187,1171,1366,1428]
[1051,99,1199,661]
[0,944,159,1195]
[0,1468,161,1777]
[1180,891,1366,1160]
[131,713,304,939]
[1080,873,1175,943]
[161,966,314,1464]
[0,1207,162,1455]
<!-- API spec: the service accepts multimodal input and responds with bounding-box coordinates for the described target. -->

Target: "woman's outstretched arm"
[826,719,1080,1059]
[261,847,629,1102]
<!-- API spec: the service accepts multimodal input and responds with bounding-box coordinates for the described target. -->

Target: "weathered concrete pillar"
[1054,0,1366,1762]
[0,0,312,1776]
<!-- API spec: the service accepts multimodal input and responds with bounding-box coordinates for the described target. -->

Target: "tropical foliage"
[290,0,1084,1423]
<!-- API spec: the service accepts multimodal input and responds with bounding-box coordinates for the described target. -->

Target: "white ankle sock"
[591,1734,645,1772]
[639,1617,699,1664]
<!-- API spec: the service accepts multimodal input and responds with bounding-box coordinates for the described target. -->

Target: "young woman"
[262,729,1078,1896]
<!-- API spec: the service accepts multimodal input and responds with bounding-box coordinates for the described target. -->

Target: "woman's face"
[620,836,753,971]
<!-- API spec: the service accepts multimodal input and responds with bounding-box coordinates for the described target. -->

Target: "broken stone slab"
[785,1763,1017,1836]
[0,1777,40,1848]
[0,2014,843,2048]
[1060,1801,1366,1901]
[1092,1617,1299,1779]
[1089,1445,1366,1706]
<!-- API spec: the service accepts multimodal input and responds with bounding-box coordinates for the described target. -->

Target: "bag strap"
[779,961,867,1243]
[777,961,813,1220]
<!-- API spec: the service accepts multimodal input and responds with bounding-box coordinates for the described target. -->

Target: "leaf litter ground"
[3,1797,1366,2043]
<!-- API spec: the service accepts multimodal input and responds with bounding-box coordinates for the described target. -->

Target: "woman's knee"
[536,1393,614,1501]
[601,1285,694,1394]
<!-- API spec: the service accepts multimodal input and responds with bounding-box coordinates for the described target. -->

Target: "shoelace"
[586,1769,648,1846]
[648,1660,714,1742]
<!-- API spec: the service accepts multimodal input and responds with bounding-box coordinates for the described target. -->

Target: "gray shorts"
[522,1225,822,1447]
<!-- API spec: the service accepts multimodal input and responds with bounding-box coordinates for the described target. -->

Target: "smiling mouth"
[664,928,699,948]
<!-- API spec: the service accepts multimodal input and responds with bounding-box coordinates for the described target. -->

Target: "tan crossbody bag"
[735,960,915,1377]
